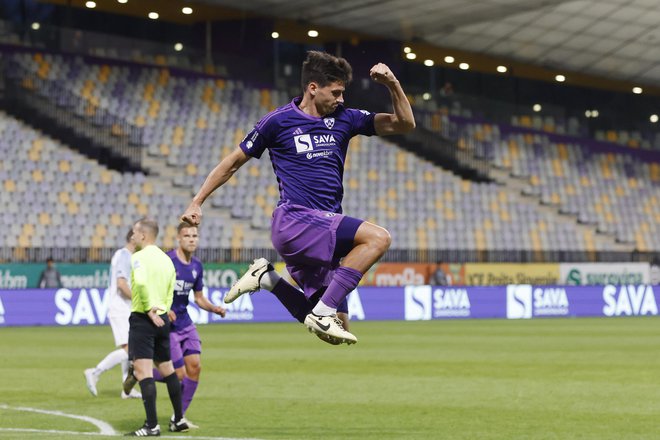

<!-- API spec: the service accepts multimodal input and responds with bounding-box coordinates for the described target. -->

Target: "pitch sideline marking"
[0,403,265,439]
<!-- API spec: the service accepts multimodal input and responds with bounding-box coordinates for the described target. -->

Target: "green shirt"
[130,244,176,314]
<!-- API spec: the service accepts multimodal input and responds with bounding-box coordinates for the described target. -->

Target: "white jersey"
[107,247,132,318]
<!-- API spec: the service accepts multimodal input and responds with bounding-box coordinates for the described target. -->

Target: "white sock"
[95,348,128,374]
[120,357,129,381]
[259,267,281,291]
[312,300,336,316]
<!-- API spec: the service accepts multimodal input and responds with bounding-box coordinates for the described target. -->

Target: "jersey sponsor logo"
[294,134,313,152]
[174,279,194,295]
[294,134,338,154]
[314,134,337,147]
[603,285,658,316]
[306,150,333,160]
[244,131,259,149]
[323,117,335,129]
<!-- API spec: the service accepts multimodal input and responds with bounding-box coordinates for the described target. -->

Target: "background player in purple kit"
[182,50,415,344]
[166,222,226,427]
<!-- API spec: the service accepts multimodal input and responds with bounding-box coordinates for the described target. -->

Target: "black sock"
[138,378,158,429]
[272,279,314,323]
[164,373,183,422]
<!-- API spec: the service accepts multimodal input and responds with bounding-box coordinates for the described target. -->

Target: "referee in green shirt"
[126,218,189,436]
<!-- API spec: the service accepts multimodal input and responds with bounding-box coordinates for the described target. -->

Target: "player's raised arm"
[370,63,416,136]
[181,146,251,225]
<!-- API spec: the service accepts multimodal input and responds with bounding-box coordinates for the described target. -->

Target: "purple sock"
[320,266,363,309]
[181,377,198,415]
[152,368,165,382]
[271,279,313,323]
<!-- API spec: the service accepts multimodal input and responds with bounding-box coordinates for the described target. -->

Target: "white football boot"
[224,258,273,304]
[304,313,358,345]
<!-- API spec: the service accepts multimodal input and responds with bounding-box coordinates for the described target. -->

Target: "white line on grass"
[0,403,265,439]
[0,403,115,434]
[0,427,111,436]
[0,427,264,439]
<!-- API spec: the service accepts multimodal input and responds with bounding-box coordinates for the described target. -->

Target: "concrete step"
[490,165,634,252]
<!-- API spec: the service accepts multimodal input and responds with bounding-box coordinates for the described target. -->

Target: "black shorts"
[128,312,171,363]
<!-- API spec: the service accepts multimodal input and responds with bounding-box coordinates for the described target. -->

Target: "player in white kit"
[84,228,142,398]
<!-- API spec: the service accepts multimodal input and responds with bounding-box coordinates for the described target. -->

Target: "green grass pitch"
[1,317,659,439]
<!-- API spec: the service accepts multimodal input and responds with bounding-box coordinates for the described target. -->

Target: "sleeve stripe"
[255,104,291,131]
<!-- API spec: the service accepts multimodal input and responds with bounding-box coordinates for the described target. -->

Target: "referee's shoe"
[125,423,160,436]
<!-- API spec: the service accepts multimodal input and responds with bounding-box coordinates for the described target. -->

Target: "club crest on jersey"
[323,118,335,129]
[192,269,197,279]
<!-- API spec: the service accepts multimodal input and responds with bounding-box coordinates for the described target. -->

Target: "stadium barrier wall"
[0,284,657,327]
[1,262,650,289]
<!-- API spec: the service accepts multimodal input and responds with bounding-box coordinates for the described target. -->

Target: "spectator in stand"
[439,82,454,98]
[650,261,660,285]
[429,262,450,286]
[38,257,62,288]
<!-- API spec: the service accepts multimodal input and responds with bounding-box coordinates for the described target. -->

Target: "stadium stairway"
[487,165,634,253]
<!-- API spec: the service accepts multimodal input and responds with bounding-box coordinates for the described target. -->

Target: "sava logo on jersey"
[294,134,337,153]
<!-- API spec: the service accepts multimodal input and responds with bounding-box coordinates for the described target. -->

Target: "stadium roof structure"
[200,0,660,90]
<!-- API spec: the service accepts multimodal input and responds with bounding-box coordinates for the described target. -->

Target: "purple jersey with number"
[167,250,204,331]
[239,97,376,213]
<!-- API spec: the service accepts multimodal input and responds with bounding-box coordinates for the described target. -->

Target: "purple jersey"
[167,249,204,331]
[239,97,376,213]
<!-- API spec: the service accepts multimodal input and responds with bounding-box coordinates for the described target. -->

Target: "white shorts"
[108,315,130,347]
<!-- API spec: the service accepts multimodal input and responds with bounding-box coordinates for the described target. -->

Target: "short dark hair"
[177,222,198,234]
[301,51,352,91]
[135,217,159,239]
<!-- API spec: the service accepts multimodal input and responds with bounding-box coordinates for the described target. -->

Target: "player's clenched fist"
[369,63,398,86]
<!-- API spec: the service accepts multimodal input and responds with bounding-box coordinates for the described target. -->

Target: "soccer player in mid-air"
[182,50,415,345]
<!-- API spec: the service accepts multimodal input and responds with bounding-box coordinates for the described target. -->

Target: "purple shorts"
[170,324,201,369]
[271,203,363,307]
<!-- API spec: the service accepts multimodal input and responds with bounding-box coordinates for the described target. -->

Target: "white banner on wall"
[559,263,650,286]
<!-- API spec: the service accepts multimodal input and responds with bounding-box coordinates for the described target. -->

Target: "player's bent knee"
[371,227,392,254]
[357,223,391,250]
